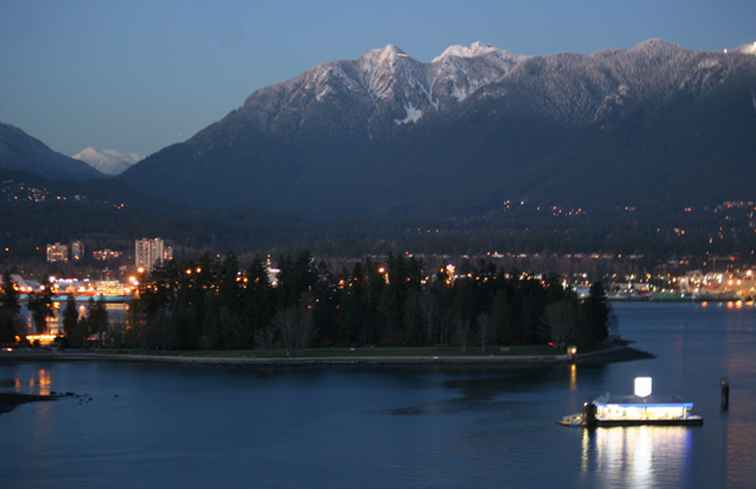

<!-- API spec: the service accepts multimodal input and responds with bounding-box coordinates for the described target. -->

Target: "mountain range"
[3,39,755,220]
[0,123,101,181]
[119,39,756,217]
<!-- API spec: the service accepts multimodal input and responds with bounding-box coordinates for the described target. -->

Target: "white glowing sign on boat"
[634,377,653,398]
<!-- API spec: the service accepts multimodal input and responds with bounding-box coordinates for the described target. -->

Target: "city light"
[24,334,61,346]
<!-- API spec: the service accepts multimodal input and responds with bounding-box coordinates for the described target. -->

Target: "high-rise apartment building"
[135,238,168,271]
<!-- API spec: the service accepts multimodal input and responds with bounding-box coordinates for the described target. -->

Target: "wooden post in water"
[583,402,598,428]
[721,377,730,412]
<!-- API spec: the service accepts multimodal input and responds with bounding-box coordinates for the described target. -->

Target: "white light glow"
[634,377,653,398]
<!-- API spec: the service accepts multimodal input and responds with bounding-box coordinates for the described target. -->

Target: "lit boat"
[560,377,703,427]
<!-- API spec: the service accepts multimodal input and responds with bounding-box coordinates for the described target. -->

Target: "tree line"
[124,253,612,353]
[0,270,108,346]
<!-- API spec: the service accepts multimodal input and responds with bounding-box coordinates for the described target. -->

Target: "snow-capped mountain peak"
[359,44,413,69]
[72,147,141,175]
[236,38,756,137]
[376,44,409,59]
[357,44,427,102]
[737,41,756,55]
[124,38,756,214]
[433,41,502,62]
[430,42,528,102]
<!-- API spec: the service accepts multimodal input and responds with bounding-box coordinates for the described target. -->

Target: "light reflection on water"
[12,367,53,396]
[582,427,692,488]
[569,363,577,391]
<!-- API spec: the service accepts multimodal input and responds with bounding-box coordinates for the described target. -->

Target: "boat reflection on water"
[581,426,693,488]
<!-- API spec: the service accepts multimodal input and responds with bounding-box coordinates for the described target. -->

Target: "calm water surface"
[1,303,755,489]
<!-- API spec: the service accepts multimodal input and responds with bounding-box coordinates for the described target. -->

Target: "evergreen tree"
[401,288,423,346]
[544,297,578,345]
[86,298,109,346]
[586,282,610,344]
[244,256,274,347]
[476,312,492,353]
[492,289,513,345]
[274,292,315,355]
[28,286,54,334]
[63,294,80,346]
[0,271,21,343]
[451,281,475,351]
[219,254,243,312]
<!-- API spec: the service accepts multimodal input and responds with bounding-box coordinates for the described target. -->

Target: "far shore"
[0,342,653,369]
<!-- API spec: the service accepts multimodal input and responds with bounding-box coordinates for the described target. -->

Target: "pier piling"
[721,378,730,412]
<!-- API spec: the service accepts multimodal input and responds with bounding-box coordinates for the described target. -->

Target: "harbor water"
[1,303,755,489]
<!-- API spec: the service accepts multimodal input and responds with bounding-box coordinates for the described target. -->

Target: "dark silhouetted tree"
[0,271,21,343]
[63,295,80,346]
[28,286,54,334]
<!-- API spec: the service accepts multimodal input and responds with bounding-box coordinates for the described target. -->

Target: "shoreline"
[0,343,653,369]
[0,392,62,414]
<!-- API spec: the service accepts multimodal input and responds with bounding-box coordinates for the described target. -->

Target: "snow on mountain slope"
[737,41,756,55]
[122,38,756,213]
[72,147,141,175]
[234,39,756,136]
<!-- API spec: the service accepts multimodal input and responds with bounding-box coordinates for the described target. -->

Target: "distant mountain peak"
[360,44,412,64]
[737,41,756,55]
[72,146,141,175]
[433,41,505,62]
[630,38,685,54]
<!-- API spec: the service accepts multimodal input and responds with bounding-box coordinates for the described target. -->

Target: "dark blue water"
[1,303,754,489]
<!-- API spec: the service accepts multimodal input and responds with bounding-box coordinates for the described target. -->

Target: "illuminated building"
[46,242,69,263]
[135,238,170,271]
[71,240,85,261]
[93,280,131,296]
[92,249,123,261]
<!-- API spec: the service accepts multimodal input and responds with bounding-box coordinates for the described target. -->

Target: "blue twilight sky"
[1,0,754,157]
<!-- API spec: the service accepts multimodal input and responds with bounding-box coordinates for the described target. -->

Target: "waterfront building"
[46,242,69,263]
[93,280,132,296]
[135,238,169,271]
